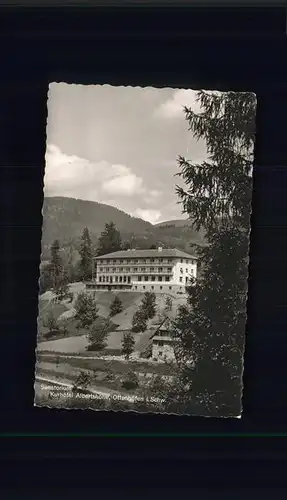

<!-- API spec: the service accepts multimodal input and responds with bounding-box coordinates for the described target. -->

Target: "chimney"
[158,246,163,252]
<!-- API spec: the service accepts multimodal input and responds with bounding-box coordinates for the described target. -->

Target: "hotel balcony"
[96,260,174,266]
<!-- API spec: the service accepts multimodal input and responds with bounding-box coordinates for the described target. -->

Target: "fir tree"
[164,296,173,313]
[87,318,110,351]
[121,331,135,360]
[109,295,123,317]
[140,292,157,320]
[61,318,69,337]
[43,310,60,339]
[48,239,69,298]
[168,91,256,417]
[39,264,53,294]
[96,222,122,256]
[50,239,62,289]
[56,267,69,301]
[79,227,93,281]
[74,291,99,330]
[66,244,77,283]
[132,309,147,333]
[121,241,131,251]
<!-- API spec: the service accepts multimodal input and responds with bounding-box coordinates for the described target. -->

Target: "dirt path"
[38,351,174,369]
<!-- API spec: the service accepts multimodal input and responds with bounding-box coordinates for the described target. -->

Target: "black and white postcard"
[35,83,256,417]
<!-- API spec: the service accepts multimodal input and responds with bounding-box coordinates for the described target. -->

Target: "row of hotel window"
[134,286,177,292]
[98,275,190,283]
[98,267,193,274]
[97,258,196,265]
[99,266,172,273]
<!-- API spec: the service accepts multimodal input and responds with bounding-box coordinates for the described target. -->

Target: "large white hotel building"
[86,247,197,294]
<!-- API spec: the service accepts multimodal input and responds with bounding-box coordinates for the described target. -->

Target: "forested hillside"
[41,196,206,261]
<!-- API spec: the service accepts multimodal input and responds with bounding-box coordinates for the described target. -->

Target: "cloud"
[154,89,203,119]
[143,189,163,205]
[44,144,145,199]
[44,144,170,222]
[134,208,162,225]
[44,144,97,191]
[155,89,222,120]
[102,173,144,197]
[44,143,206,224]
[149,189,162,198]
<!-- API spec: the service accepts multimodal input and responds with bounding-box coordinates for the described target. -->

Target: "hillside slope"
[155,218,206,242]
[155,219,191,227]
[37,289,186,356]
[41,196,152,246]
[41,196,206,259]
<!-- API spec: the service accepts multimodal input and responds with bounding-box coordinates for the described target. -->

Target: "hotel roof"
[94,248,197,260]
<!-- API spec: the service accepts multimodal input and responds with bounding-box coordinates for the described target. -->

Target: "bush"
[56,278,70,301]
[43,311,60,336]
[60,318,69,336]
[122,380,137,391]
[148,375,168,396]
[44,330,59,340]
[55,356,61,367]
[105,371,116,382]
[72,371,91,392]
[140,343,152,359]
[121,370,139,391]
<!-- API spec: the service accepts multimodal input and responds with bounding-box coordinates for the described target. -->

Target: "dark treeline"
[40,222,121,294]
[40,219,204,294]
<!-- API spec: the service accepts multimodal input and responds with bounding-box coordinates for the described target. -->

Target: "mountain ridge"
[155,219,192,227]
[41,196,205,260]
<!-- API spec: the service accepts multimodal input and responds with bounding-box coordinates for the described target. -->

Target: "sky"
[45,83,208,225]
